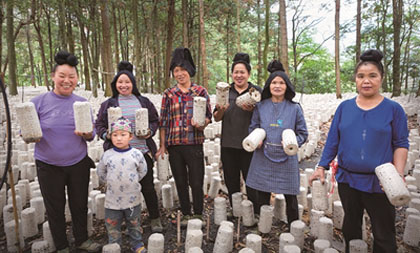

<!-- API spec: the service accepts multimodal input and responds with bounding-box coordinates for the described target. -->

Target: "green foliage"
[1,0,419,97]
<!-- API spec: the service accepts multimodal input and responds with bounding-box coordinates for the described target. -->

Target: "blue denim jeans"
[105,205,144,249]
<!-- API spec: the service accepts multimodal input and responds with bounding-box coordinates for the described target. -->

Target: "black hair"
[261,60,295,101]
[354,49,384,78]
[52,50,78,73]
[231,52,251,73]
[110,61,141,98]
[169,47,196,77]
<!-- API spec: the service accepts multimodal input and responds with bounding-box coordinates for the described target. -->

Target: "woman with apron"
[246,60,308,226]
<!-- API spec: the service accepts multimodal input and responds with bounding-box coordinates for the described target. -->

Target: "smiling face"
[116,74,134,96]
[232,63,250,89]
[173,66,191,86]
[270,76,287,100]
[111,130,133,149]
[355,63,383,99]
[52,64,78,96]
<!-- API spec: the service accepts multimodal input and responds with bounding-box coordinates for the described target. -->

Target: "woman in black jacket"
[95,61,163,233]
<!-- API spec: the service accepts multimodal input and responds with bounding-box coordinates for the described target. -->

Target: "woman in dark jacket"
[213,52,261,206]
[95,61,163,233]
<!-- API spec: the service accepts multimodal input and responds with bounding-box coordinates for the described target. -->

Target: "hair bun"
[117,61,133,73]
[360,49,383,63]
[233,53,250,64]
[54,50,78,66]
[267,60,285,73]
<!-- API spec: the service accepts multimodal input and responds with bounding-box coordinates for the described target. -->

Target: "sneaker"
[180,215,191,228]
[150,218,163,233]
[57,248,70,253]
[133,244,147,253]
[192,214,207,227]
[77,239,101,252]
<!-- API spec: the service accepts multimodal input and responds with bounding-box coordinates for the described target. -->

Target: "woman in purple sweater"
[31,51,100,252]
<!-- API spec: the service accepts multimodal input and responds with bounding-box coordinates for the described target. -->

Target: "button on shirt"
[159,84,212,146]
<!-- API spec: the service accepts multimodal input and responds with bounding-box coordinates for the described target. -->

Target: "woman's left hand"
[75,130,93,140]
[191,118,210,131]
[241,103,255,112]
[136,129,151,139]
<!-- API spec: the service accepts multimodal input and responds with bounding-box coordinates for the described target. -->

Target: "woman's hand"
[309,166,326,186]
[216,104,229,112]
[23,138,41,144]
[75,131,94,140]
[191,118,210,131]
[214,104,229,122]
[155,146,167,159]
[241,103,255,112]
[136,129,151,139]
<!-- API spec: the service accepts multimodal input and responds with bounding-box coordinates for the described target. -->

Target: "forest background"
[1,0,419,98]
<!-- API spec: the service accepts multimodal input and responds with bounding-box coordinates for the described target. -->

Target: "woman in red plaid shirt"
[156,47,212,227]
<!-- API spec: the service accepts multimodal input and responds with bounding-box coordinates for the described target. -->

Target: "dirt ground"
[0,115,419,252]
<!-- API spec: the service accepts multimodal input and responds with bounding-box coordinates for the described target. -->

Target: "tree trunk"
[89,0,99,97]
[34,21,50,90]
[225,9,230,83]
[391,0,402,97]
[100,0,114,97]
[152,0,162,92]
[41,2,54,71]
[182,0,189,47]
[235,0,241,52]
[263,0,270,81]
[57,0,67,50]
[123,9,130,61]
[355,0,361,62]
[335,0,342,99]
[381,0,389,92]
[257,0,262,86]
[76,3,91,90]
[132,0,141,90]
[198,0,208,90]
[6,0,18,95]
[66,7,75,53]
[25,24,35,87]
[112,2,120,65]
[164,0,175,89]
[279,0,289,75]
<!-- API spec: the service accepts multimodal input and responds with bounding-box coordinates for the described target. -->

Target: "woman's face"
[270,76,287,99]
[116,74,133,96]
[232,63,250,88]
[173,66,191,86]
[355,63,382,98]
[52,64,78,96]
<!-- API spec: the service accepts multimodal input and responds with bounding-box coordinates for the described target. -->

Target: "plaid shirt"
[159,83,212,146]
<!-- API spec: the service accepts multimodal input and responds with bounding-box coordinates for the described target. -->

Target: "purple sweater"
[31,91,95,166]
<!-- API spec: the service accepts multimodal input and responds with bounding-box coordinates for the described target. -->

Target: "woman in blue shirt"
[246,60,308,225]
[309,49,409,253]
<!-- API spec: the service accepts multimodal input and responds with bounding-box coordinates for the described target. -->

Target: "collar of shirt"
[230,82,252,95]
[173,83,198,96]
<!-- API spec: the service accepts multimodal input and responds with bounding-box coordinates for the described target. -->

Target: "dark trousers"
[36,156,91,250]
[338,183,396,253]
[248,188,299,225]
[140,153,160,219]
[221,147,255,205]
[167,145,204,215]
